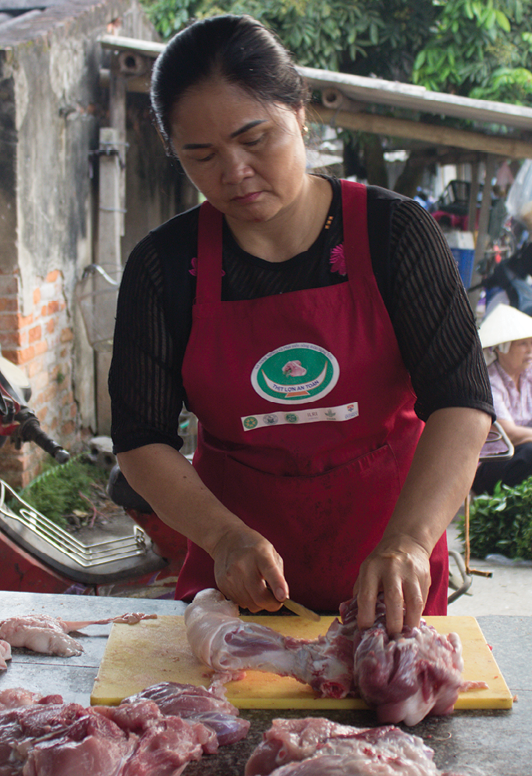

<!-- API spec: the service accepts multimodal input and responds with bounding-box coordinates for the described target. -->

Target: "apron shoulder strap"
[196,200,224,304]
[340,180,373,278]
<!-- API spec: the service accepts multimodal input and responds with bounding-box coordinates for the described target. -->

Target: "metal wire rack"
[0,479,148,568]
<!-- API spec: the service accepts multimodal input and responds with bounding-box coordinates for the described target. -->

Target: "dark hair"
[150,15,309,147]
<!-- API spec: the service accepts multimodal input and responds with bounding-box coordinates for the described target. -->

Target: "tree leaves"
[141,0,532,106]
[411,0,532,104]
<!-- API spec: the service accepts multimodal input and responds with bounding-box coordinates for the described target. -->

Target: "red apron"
[177,181,448,613]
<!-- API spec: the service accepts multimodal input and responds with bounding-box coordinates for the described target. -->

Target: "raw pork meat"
[121,681,250,745]
[0,688,62,712]
[0,613,157,657]
[0,641,11,671]
[0,683,249,776]
[185,590,485,725]
[245,717,466,776]
[185,589,354,698]
[22,710,136,776]
[351,597,484,725]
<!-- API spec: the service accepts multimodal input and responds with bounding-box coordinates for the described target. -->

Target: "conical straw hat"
[479,303,532,349]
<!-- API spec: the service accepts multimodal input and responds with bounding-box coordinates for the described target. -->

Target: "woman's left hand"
[353,533,431,635]
[352,407,492,636]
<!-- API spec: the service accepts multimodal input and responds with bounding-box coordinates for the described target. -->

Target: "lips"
[231,191,262,204]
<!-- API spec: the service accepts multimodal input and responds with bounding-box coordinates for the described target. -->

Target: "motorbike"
[0,356,186,596]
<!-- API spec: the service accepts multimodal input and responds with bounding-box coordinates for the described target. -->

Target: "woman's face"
[498,337,532,375]
[169,78,307,225]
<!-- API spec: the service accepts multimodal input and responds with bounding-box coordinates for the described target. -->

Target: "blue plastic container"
[450,248,475,289]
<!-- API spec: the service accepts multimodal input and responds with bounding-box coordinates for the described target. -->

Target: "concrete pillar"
[95,126,123,435]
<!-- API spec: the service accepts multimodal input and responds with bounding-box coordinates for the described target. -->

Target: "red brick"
[43,383,59,402]
[45,270,60,283]
[60,328,74,343]
[18,313,34,328]
[2,349,21,364]
[0,313,20,330]
[33,288,41,305]
[47,301,60,315]
[35,341,48,355]
[0,298,18,312]
[18,346,36,363]
[0,276,19,295]
[27,358,45,378]
[61,421,75,436]
[28,325,42,344]
[0,332,25,348]
[46,319,55,335]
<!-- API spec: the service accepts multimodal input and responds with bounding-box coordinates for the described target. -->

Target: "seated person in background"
[475,303,532,494]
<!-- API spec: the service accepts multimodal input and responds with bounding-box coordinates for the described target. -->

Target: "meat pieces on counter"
[185,589,487,726]
[121,680,250,746]
[245,717,467,776]
[0,612,157,657]
[0,640,11,671]
[0,680,248,776]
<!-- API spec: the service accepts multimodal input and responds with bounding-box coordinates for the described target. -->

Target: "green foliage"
[142,0,532,106]
[460,478,532,561]
[15,455,110,529]
[141,0,437,75]
[412,0,532,104]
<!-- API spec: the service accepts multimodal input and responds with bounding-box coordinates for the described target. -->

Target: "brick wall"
[0,269,79,489]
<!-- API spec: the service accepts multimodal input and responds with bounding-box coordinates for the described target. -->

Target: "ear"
[295,105,306,132]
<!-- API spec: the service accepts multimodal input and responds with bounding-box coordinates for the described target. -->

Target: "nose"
[220,149,253,184]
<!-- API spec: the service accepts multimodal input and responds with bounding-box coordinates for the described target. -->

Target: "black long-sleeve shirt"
[110,178,494,453]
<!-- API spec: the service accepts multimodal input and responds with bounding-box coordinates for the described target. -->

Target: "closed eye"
[243,134,265,147]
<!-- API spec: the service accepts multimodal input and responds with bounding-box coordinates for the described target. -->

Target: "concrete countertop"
[0,592,528,775]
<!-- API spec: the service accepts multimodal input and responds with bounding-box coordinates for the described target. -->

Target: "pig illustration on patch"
[282,360,307,378]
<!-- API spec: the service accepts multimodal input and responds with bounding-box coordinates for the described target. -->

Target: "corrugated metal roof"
[99,34,532,135]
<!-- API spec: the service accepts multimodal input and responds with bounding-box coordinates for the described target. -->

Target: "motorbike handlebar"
[18,416,70,464]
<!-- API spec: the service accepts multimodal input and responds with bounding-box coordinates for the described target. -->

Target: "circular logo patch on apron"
[251,343,340,404]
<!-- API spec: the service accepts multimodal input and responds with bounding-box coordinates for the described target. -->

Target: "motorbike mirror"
[0,356,31,404]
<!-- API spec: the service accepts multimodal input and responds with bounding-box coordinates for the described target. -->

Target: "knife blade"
[282,597,321,622]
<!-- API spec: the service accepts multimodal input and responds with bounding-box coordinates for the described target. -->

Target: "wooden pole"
[313,105,532,159]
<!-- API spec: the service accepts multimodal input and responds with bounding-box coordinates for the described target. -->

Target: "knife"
[282,597,321,622]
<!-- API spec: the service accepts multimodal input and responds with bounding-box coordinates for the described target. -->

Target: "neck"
[499,360,523,389]
[225,176,332,262]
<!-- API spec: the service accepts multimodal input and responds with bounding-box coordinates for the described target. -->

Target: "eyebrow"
[182,120,267,150]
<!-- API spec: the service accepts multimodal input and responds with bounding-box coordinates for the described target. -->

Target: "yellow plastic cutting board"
[90,615,513,711]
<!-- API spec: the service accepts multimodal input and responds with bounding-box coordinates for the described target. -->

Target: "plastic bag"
[506,159,532,230]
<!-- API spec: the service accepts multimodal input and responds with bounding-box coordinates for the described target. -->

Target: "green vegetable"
[460,477,532,560]
[11,455,110,529]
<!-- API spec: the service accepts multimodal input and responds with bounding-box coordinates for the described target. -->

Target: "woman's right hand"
[210,526,289,613]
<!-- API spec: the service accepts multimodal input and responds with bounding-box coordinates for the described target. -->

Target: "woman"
[109,15,493,633]
[474,303,532,494]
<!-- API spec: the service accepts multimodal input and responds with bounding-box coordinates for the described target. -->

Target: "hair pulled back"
[150,14,309,148]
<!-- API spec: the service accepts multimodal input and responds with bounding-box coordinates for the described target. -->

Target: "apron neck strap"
[340,180,371,278]
[197,200,223,304]
[196,182,370,304]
